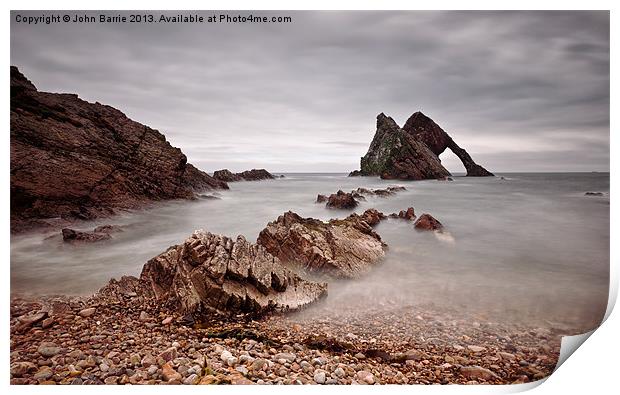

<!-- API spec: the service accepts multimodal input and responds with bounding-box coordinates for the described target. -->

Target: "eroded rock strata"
[139,230,327,317]
[257,211,387,279]
[10,66,227,232]
[351,111,493,180]
[402,112,493,177]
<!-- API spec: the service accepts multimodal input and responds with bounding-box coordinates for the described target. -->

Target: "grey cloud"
[10,10,609,172]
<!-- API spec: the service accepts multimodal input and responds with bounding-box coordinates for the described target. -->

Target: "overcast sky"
[11,11,609,173]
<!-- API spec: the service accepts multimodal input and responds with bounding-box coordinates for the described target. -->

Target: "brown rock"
[139,230,327,316]
[78,307,96,317]
[93,224,123,233]
[37,342,61,357]
[459,365,499,381]
[326,190,358,209]
[316,194,328,203]
[397,207,416,221]
[414,214,443,231]
[161,362,182,382]
[158,347,177,363]
[10,66,227,233]
[10,361,37,377]
[212,169,242,182]
[14,311,48,332]
[62,228,112,243]
[257,211,386,279]
[41,317,55,329]
[213,168,274,182]
[358,208,387,227]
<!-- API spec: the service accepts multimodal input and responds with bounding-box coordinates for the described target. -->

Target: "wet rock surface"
[326,190,358,210]
[139,230,328,317]
[350,111,492,180]
[257,211,387,279]
[10,66,227,233]
[413,214,443,231]
[61,229,112,243]
[213,169,275,182]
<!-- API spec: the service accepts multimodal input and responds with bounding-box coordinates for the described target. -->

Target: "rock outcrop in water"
[326,190,358,209]
[414,213,443,231]
[139,230,327,317]
[61,224,123,243]
[350,111,493,179]
[257,210,387,279]
[316,186,407,209]
[389,207,416,221]
[10,66,227,232]
[213,168,275,182]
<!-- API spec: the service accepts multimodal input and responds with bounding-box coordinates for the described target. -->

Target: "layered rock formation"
[350,111,493,180]
[257,211,387,279]
[10,66,227,232]
[213,169,275,182]
[140,230,327,316]
[402,112,493,177]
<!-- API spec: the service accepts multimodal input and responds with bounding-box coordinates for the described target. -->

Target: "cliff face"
[353,111,493,179]
[10,66,228,232]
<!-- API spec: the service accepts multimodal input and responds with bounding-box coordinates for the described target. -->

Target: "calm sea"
[11,172,609,331]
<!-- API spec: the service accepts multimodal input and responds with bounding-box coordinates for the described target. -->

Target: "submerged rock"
[93,224,123,233]
[213,168,275,182]
[61,224,124,243]
[315,194,328,203]
[317,186,406,209]
[257,211,387,279]
[61,228,112,243]
[584,191,604,196]
[413,214,443,231]
[357,208,387,227]
[139,230,327,316]
[393,207,416,221]
[326,190,358,209]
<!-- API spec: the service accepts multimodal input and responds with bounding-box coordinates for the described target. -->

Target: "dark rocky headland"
[10,66,228,233]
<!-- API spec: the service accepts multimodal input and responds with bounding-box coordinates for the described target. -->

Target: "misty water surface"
[11,173,609,331]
